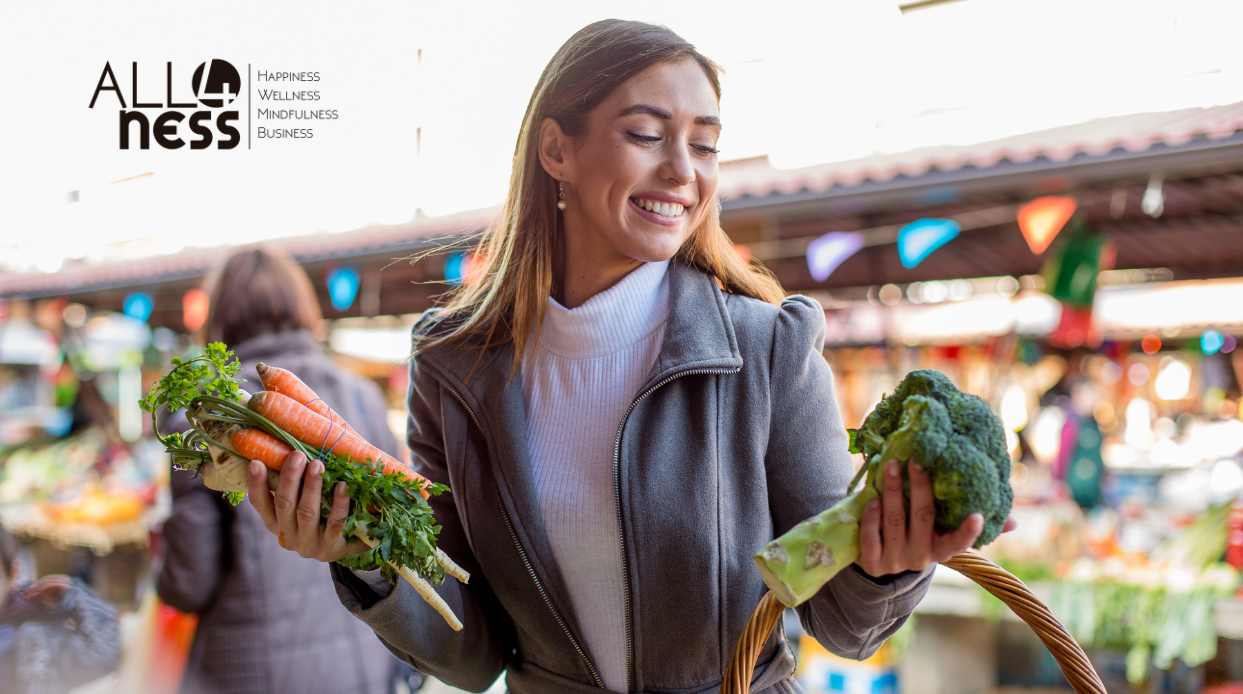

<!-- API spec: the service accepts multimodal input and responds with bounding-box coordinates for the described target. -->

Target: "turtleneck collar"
[536,259,671,358]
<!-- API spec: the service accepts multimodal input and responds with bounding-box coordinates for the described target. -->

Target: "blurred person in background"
[156,245,416,693]
[0,526,121,694]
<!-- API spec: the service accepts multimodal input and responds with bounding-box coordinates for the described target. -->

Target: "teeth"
[634,198,685,217]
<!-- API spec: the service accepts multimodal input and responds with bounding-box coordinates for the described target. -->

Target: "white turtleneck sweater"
[520,259,672,691]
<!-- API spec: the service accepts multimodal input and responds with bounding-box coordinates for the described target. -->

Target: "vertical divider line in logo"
[251,63,256,150]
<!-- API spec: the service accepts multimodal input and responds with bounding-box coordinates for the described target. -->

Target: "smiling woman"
[256,19,949,694]
[404,19,785,374]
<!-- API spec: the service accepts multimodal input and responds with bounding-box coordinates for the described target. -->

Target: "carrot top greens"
[139,341,450,581]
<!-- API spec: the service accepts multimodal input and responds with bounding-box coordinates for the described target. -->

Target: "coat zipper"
[612,366,741,692]
[440,382,605,688]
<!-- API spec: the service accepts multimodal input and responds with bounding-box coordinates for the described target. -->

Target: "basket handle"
[721,550,1106,694]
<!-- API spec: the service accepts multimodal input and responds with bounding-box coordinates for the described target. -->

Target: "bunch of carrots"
[139,342,467,630]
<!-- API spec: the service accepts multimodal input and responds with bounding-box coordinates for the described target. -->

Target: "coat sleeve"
[332,318,516,692]
[764,295,932,661]
[155,411,227,614]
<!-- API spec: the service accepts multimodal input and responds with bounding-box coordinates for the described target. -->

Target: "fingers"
[273,451,307,549]
[317,481,366,563]
[295,459,324,554]
[934,513,983,562]
[880,460,906,572]
[905,461,934,567]
[319,481,353,561]
[1003,515,1018,533]
[858,500,882,572]
[247,461,277,530]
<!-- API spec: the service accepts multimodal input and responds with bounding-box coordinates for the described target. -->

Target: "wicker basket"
[721,549,1107,694]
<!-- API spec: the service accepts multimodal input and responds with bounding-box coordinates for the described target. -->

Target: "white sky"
[1,0,1241,273]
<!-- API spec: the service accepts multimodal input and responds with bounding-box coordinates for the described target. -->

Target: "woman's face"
[551,58,721,268]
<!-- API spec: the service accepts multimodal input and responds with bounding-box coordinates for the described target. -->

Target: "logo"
[89,60,243,150]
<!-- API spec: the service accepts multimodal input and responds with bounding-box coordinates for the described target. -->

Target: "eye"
[627,130,718,156]
[626,131,661,144]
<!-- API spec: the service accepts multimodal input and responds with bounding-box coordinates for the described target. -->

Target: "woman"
[247,20,992,693]
[157,246,403,694]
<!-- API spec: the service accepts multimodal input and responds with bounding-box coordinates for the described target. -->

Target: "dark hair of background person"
[68,377,117,438]
[0,526,17,579]
[201,245,324,347]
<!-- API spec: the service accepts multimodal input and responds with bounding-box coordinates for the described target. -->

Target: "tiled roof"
[717,101,1243,201]
[5,102,1243,299]
[0,207,496,298]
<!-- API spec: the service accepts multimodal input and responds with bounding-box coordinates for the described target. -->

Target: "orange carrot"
[256,362,358,437]
[248,390,429,499]
[231,428,294,471]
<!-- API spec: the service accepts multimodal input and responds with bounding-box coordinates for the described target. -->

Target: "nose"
[660,143,696,186]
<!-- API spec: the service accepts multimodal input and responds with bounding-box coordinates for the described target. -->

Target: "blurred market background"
[3,1,1243,692]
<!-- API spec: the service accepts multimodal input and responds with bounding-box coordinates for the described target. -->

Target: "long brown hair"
[202,245,324,347]
[413,19,785,374]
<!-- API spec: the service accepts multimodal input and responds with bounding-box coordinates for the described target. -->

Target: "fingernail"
[867,501,880,515]
[335,481,347,496]
[249,461,262,477]
[887,461,899,479]
[311,461,323,477]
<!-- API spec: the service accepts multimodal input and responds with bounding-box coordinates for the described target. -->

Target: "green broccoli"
[754,369,1014,607]
[874,394,951,471]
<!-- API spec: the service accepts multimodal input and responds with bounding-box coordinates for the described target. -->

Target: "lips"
[629,196,687,218]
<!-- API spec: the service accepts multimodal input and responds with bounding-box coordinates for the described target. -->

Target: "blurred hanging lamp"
[326,267,361,311]
[1142,173,1164,217]
[443,252,466,285]
[182,288,210,332]
[462,250,487,286]
[123,292,154,322]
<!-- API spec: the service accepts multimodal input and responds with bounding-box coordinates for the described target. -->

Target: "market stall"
[0,310,169,609]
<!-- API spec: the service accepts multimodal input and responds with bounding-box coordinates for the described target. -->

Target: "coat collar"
[412,259,743,661]
[232,329,321,363]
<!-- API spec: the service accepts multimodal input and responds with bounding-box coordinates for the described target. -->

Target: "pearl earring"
[557,182,567,211]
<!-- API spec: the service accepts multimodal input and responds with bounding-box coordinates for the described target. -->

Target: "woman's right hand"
[246,451,368,563]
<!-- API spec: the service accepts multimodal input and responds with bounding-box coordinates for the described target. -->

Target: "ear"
[537,117,576,184]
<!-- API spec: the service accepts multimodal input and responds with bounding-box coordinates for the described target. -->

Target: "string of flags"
[795,193,1085,282]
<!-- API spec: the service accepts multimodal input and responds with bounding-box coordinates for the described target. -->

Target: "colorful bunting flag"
[1018,196,1076,254]
[897,218,959,269]
[806,232,863,282]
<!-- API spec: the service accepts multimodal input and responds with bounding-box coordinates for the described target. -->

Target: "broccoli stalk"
[754,369,1013,608]
[755,484,878,607]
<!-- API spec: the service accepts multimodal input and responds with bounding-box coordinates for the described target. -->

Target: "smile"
[629,197,688,226]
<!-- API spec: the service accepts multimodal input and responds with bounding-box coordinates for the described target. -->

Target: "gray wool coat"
[157,330,400,694]
[331,260,933,693]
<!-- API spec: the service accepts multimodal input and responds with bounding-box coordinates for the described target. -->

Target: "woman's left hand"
[856,460,1017,579]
